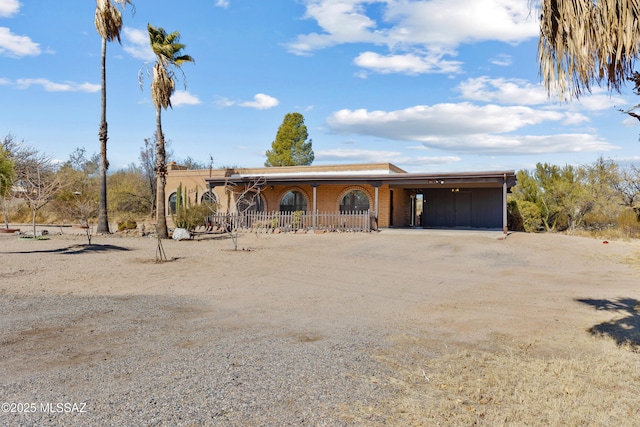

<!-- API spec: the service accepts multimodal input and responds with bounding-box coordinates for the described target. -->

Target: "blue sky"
[1,0,638,173]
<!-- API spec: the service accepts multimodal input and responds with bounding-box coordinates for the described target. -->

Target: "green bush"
[172,182,209,231]
[617,209,640,238]
[173,203,209,231]
[507,200,524,232]
[517,200,543,233]
[117,219,137,232]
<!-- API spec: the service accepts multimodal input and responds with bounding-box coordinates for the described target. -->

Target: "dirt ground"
[1,226,640,425]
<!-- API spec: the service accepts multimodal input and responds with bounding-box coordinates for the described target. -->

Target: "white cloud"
[316,147,461,166]
[215,93,280,109]
[398,155,462,166]
[622,115,640,127]
[15,78,100,92]
[354,70,369,79]
[325,103,617,155]
[0,0,20,18]
[0,27,40,57]
[490,53,512,66]
[123,27,155,61]
[288,0,538,75]
[458,77,627,113]
[570,88,626,111]
[384,0,537,47]
[328,103,564,138]
[416,133,617,154]
[214,96,236,108]
[239,93,279,110]
[171,90,201,106]
[287,0,386,55]
[0,1,43,58]
[354,51,462,75]
[561,112,589,126]
[215,0,230,8]
[458,77,549,105]
[317,148,403,162]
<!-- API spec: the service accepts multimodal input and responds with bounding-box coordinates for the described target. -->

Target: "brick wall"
[164,171,403,227]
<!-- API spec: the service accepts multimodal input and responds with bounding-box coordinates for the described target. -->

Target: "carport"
[385,171,517,231]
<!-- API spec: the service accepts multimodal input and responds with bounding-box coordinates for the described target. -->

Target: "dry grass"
[572,228,639,241]
[623,250,640,271]
[342,335,640,426]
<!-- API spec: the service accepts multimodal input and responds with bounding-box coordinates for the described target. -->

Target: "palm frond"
[146,23,195,109]
[94,0,133,43]
[537,0,640,98]
[95,2,123,42]
[151,63,174,110]
[174,54,195,66]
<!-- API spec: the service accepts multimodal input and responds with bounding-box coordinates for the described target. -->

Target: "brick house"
[165,162,517,232]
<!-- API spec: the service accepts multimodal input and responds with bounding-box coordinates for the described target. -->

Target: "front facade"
[165,162,517,231]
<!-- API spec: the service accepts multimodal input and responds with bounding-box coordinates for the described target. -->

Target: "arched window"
[168,192,177,215]
[280,190,307,212]
[201,190,218,206]
[201,190,218,214]
[340,189,369,212]
[237,191,265,212]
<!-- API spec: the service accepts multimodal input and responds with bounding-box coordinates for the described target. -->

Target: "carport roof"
[205,169,517,189]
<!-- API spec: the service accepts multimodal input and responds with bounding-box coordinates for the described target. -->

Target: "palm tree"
[146,24,194,238]
[94,0,133,233]
[537,0,640,98]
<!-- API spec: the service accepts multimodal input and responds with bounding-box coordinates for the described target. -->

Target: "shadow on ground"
[1,244,131,255]
[577,298,640,350]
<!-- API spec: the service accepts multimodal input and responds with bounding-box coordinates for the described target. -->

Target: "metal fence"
[206,210,373,232]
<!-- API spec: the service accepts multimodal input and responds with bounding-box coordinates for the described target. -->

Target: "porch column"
[372,183,380,230]
[503,174,508,234]
[410,194,416,226]
[312,184,318,230]
[374,186,379,217]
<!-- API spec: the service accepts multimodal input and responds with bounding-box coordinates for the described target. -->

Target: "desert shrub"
[507,200,524,231]
[173,203,209,231]
[9,200,50,224]
[117,219,137,232]
[583,211,616,232]
[172,182,210,231]
[617,209,640,238]
[517,200,543,232]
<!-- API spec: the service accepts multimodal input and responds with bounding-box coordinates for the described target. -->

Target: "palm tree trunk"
[97,36,110,233]
[155,106,168,238]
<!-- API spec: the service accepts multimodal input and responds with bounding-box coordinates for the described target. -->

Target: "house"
[165,162,517,232]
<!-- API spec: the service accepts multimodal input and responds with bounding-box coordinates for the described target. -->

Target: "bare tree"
[140,137,157,216]
[14,153,61,238]
[179,156,207,170]
[1,135,39,229]
[615,164,640,213]
[74,191,97,244]
[54,148,99,243]
[0,143,14,229]
[211,176,265,251]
